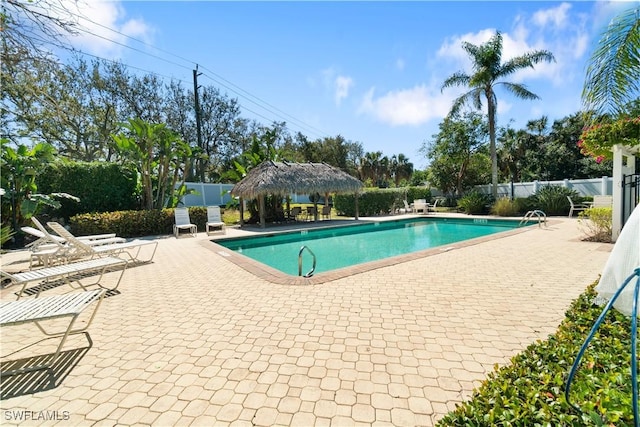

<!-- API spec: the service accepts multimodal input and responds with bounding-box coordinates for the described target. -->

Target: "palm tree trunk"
[488,97,498,199]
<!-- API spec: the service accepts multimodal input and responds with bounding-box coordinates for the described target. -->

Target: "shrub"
[70,206,211,238]
[578,207,613,242]
[438,282,636,426]
[529,185,579,216]
[37,162,139,219]
[334,187,429,217]
[491,197,519,217]
[457,191,492,215]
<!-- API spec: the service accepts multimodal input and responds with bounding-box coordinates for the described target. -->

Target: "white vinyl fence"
[180,183,318,207]
[474,176,613,198]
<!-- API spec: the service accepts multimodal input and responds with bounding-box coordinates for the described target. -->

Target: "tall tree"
[582,6,640,116]
[441,31,555,198]
[423,111,489,195]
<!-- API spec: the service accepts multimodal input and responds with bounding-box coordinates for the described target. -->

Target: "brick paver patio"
[0,216,612,426]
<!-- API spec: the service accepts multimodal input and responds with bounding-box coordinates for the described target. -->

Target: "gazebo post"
[259,194,266,228]
[355,191,359,220]
[239,197,245,226]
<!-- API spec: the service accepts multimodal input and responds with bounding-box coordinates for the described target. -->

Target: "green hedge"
[334,187,432,217]
[438,282,636,426]
[37,162,139,219]
[70,207,209,238]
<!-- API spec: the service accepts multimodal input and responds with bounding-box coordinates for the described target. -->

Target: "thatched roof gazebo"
[231,161,363,227]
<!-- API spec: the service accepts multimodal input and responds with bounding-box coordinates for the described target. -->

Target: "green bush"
[38,162,139,219]
[438,282,637,426]
[70,207,210,238]
[457,191,492,214]
[578,207,613,242]
[490,197,520,216]
[529,185,579,216]
[334,187,430,217]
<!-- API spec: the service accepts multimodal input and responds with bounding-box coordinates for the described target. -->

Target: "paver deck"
[0,216,612,426]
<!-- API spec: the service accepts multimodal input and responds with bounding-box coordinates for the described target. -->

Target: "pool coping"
[202,216,557,285]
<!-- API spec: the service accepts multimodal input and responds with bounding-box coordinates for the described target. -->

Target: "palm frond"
[582,6,640,115]
[497,82,541,101]
[441,72,471,91]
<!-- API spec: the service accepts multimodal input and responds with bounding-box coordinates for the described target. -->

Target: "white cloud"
[321,67,354,106]
[358,85,453,126]
[335,75,353,106]
[532,3,572,30]
[63,0,154,58]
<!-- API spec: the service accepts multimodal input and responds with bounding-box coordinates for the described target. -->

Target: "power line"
[65,10,333,139]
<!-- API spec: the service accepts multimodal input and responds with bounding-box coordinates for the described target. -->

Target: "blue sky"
[61,1,636,168]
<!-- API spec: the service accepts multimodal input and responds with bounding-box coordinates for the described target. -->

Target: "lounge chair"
[0,289,106,375]
[206,206,226,236]
[47,222,158,263]
[173,207,197,238]
[2,256,127,298]
[567,196,592,217]
[25,219,125,250]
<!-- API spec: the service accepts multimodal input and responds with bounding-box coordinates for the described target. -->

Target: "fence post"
[533,180,540,193]
[601,176,608,196]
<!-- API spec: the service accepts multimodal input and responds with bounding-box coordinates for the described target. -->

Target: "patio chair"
[2,256,127,299]
[287,206,302,222]
[206,206,226,236]
[173,207,197,238]
[0,289,106,376]
[567,196,592,217]
[321,205,331,220]
[593,195,613,208]
[398,200,414,214]
[47,222,158,264]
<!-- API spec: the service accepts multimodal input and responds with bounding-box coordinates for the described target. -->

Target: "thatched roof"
[231,161,363,199]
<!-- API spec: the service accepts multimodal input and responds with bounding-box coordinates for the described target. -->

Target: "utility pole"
[193,65,203,181]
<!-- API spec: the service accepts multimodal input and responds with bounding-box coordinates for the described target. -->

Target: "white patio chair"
[206,206,226,235]
[567,196,592,217]
[173,207,197,238]
[47,222,158,263]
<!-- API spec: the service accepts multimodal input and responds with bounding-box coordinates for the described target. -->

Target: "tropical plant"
[578,115,640,161]
[0,140,78,236]
[582,6,640,116]
[112,118,194,210]
[441,31,555,198]
[457,190,492,215]
[529,185,578,216]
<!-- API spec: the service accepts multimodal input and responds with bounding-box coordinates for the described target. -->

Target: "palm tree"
[441,31,555,198]
[582,6,639,115]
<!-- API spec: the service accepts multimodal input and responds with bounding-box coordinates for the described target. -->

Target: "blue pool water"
[214,217,527,276]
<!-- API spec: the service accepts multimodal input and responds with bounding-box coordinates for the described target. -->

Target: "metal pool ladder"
[520,210,547,227]
[298,246,316,277]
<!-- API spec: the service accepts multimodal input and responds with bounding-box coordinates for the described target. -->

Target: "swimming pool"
[213,217,531,277]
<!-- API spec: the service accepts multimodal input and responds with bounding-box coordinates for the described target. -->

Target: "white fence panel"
[475,176,612,198]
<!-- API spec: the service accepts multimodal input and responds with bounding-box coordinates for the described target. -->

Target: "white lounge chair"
[567,196,592,217]
[206,206,226,236]
[47,222,158,263]
[25,221,124,250]
[173,207,197,238]
[0,289,106,375]
[1,256,128,299]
